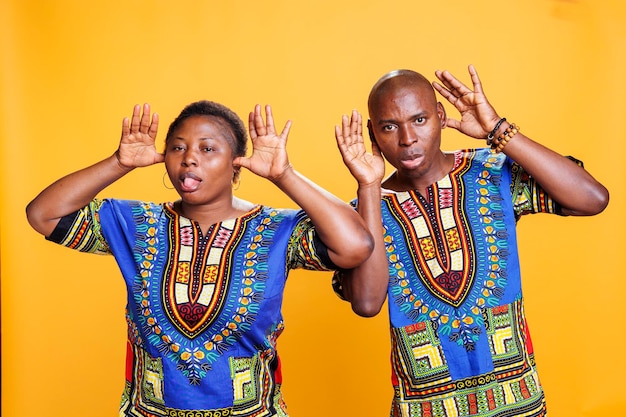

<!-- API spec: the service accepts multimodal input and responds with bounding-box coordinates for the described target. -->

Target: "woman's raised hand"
[117,103,165,169]
[234,104,292,182]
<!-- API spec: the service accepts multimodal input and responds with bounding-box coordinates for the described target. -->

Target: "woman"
[26,101,373,415]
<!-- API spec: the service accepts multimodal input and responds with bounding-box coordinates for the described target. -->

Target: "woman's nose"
[182,150,198,166]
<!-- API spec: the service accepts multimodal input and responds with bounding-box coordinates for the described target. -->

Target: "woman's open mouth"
[179,172,202,192]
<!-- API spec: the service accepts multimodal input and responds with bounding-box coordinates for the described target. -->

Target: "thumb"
[280,120,292,140]
[371,138,382,158]
[233,156,251,171]
[444,118,461,131]
[154,153,166,164]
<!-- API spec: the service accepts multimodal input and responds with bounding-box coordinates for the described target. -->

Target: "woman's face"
[164,115,236,206]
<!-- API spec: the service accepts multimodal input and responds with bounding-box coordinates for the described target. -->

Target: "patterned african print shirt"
[47,200,334,416]
[335,148,574,417]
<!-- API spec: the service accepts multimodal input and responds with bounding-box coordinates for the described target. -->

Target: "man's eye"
[416,117,425,124]
[172,146,184,151]
[382,125,395,132]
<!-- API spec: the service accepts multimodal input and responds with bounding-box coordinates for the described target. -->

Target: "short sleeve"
[509,156,582,220]
[331,270,348,300]
[46,199,111,255]
[286,211,337,271]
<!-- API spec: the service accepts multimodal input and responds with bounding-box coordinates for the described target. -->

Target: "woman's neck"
[175,197,255,234]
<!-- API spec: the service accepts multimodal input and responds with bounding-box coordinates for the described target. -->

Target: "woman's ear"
[232,167,241,190]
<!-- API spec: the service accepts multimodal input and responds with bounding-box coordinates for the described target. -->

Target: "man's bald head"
[368,70,437,117]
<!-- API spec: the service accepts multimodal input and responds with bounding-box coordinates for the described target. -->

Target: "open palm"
[234,104,292,181]
[433,65,500,139]
[117,103,165,168]
[335,110,385,186]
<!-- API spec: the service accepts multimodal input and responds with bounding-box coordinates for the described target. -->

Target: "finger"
[434,70,455,93]
[232,156,250,170]
[371,138,382,158]
[253,104,267,137]
[436,70,468,98]
[335,123,350,151]
[335,123,356,161]
[148,113,159,139]
[279,119,292,141]
[130,104,141,133]
[350,110,362,141]
[334,124,344,144]
[121,117,130,139]
[139,103,151,134]
[356,111,363,137]
[342,114,352,145]
[432,81,456,104]
[248,110,257,139]
[153,152,166,164]
[442,70,471,95]
[264,105,276,136]
[468,64,484,95]
[445,118,461,131]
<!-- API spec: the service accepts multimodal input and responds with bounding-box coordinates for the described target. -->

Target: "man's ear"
[367,119,377,142]
[437,102,447,128]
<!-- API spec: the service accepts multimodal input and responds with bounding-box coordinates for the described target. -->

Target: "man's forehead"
[371,71,430,93]
[370,74,434,109]
[370,85,435,118]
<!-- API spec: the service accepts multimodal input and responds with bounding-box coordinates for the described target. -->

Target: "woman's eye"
[203,147,215,152]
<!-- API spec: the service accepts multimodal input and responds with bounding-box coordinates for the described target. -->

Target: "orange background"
[2,1,625,416]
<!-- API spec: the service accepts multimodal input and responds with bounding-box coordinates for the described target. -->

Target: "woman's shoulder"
[97,198,169,218]
[257,205,301,221]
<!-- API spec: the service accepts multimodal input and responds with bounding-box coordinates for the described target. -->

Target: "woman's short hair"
[165,100,247,159]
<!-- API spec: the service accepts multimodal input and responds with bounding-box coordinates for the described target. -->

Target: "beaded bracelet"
[486,117,506,146]
[491,123,519,153]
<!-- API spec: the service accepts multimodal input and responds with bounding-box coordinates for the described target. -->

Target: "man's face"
[368,81,445,179]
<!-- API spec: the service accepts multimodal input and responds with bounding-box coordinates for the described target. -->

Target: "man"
[333,65,608,416]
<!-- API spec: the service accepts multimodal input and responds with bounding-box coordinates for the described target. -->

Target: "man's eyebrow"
[375,112,428,125]
[376,118,397,125]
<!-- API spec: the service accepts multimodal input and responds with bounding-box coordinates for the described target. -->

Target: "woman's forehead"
[172,115,235,139]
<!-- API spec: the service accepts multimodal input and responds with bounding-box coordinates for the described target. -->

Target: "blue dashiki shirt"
[47,200,334,416]
[335,148,576,417]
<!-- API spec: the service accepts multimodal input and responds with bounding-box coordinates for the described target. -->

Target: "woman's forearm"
[272,167,373,269]
[26,153,133,236]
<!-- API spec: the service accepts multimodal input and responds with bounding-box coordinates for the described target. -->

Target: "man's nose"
[398,126,417,146]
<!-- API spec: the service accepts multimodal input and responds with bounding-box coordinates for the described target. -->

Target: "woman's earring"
[163,172,174,190]
[232,174,241,191]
